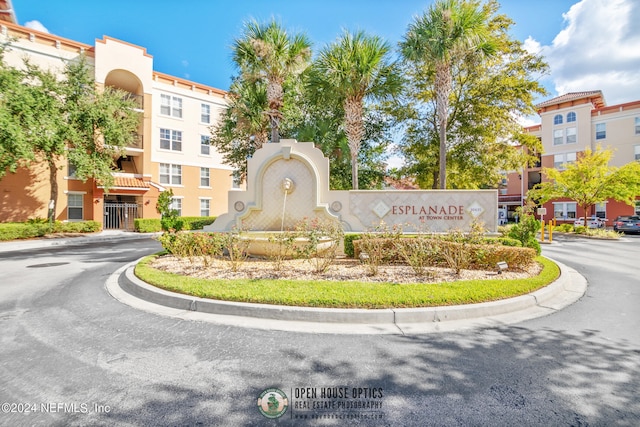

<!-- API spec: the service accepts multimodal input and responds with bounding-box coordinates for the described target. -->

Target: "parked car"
[613,215,640,234]
[574,216,606,228]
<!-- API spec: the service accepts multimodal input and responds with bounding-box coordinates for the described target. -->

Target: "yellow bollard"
[549,222,553,242]
[540,219,545,242]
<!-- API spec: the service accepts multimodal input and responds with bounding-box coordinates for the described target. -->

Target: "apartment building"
[0,20,236,230]
[499,91,640,225]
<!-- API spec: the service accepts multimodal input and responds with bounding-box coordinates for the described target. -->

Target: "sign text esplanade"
[205,140,497,233]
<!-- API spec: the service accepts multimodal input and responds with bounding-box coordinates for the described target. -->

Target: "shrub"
[221,228,250,272]
[395,234,439,278]
[266,231,298,271]
[554,223,574,233]
[135,217,217,233]
[54,221,101,233]
[0,221,100,241]
[343,233,361,258]
[354,237,536,272]
[156,189,183,232]
[180,217,217,230]
[0,223,49,240]
[507,214,541,255]
[135,219,162,233]
[156,231,225,266]
[355,224,403,275]
[573,225,586,234]
[489,237,522,247]
[293,217,344,273]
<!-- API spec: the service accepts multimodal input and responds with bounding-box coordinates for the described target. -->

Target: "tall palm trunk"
[435,61,451,189]
[344,97,365,190]
[266,81,283,143]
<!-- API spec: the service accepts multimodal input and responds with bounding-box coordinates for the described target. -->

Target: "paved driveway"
[0,234,638,426]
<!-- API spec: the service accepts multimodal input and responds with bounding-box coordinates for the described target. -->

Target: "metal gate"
[104,203,140,230]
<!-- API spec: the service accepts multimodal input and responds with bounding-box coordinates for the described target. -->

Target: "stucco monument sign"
[206,139,498,233]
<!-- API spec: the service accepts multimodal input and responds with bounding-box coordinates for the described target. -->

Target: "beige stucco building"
[0,19,235,229]
[500,91,640,224]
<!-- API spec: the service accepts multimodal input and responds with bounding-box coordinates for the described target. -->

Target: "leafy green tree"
[396,1,546,189]
[0,47,33,175]
[308,30,402,189]
[0,51,139,221]
[400,0,499,189]
[292,90,392,190]
[208,78,270,183]
[232,19,311,143]
[528,146,640,227]
[156,188,183,232]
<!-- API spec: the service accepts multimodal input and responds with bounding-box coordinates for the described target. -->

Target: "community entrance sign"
[206,140,497,233]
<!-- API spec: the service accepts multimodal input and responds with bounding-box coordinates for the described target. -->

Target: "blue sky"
[10,0,640,112]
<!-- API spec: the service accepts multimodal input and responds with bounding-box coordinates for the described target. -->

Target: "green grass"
[134,255,560,309]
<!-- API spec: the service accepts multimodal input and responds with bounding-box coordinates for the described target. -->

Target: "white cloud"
[522,36,542,55]
[24,20,49,34]
[534,0,640,105]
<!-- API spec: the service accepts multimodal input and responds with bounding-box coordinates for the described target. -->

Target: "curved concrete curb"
[106,258,587,335]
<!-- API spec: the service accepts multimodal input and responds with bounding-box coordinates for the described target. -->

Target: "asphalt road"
[0,234,638,426]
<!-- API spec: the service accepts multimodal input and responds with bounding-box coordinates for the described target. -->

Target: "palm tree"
[232,19,311,143]
[208,78,269,184]
[310,30,402,189]
[400,0,497,189]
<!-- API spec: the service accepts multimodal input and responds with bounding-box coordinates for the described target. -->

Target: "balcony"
[122,92,143,110]
[498,194,523,205]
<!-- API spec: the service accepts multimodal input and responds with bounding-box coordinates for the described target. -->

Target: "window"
[160,94,182,118]
[201,135,211,155]
[595,202,607,219]
[67,193,83,220]
[159,129,182,151]
[635,200,640,216]
[566,127,576,144]
[635,145,640,161]
[200,167,210,187]
[553,129,563,145]
[201,104,211,124]
[553,202,577,219]
[68,161,77,178]
[170,198,182,216]
[159,163,182,185]
[554,152,576,170]
[636,117,640,135]
[567,112,576,123]
[596,123,606,140]
[200,198,210,217]
[553,114,563,125]
[553,154,563,169]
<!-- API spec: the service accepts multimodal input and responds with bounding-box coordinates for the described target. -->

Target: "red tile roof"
[111,177,150,189]
[536,91,605,109]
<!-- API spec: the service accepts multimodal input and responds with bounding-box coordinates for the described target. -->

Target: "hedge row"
[344,233,521,256]
[352,237,535,270]
[134,216,216,233]
[0,221,101,241]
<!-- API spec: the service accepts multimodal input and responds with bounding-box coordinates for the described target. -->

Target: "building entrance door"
[103,202,139,230]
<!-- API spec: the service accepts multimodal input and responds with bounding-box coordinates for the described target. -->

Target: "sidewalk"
[0,230,158,253]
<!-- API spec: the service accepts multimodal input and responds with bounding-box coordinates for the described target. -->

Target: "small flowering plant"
[293,217,344,273]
